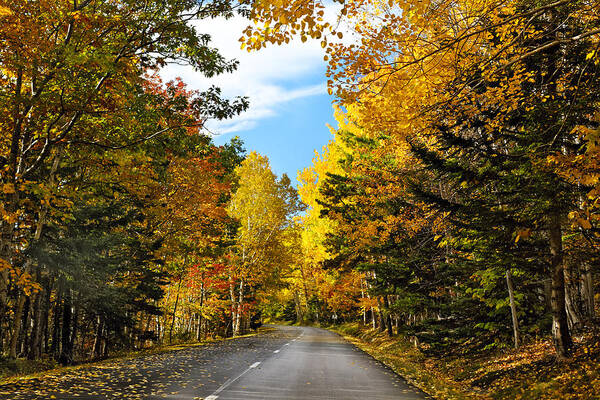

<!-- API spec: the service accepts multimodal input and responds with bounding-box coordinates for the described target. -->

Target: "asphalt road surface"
[0,325,426,399]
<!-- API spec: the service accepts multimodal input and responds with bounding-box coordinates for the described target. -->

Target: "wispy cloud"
[161,16,328,135]
[205,83,327,135]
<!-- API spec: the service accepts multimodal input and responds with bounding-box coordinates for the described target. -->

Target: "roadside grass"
[263,318,295,326]
[0,357,59,381]
[330,323,482,400]
[329,322,600,400]
[0,327,268,383]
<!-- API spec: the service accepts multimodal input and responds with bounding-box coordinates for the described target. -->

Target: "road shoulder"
[328,323,484,400]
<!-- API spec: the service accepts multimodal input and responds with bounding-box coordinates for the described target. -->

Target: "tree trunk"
[93,317,104,359]
[0,315,4,355]
[293,290,303,323]
[103,334,109,359]
[564,261,583,331]
[69,303,79,362]
[378,310,385,332]
[42,277,53,354]
[299,263,312,318]
[185,312,193,335]
[506,269,520,349]
[383,295,393,337]
[20,294,32,357]
[8,292,27,359]
[8,259,35,359]
[544,279,552,312]
[197,280,205,341]
[365,277,376,329]
[28,288,43,359]
[377,296,386,332]
[229,278,236,336]
[51,290,62,358]
[156,315,162,342]
[233,279,244,337]
[141,313,151,348]
[169,276,183,344]
[59,289,73,365]
[549,214,572,358]
[0,66,25,353]
[582,263,595,319]
[360,280,367,325]
[0,191,19,354]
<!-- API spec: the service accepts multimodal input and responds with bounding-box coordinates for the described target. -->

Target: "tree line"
[257,0,600,359]
[0,0,300,365]
[3,0,600,368]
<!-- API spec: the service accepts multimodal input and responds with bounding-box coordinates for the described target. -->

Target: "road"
[0,325,426,399]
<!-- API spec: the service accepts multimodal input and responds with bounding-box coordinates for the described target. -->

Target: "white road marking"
[273,349,280,353]
[204,361,261,399]
[284,343,290,346]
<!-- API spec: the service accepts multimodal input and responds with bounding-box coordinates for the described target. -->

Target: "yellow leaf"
[577,218,592,229]
[2,183,15,194]
[515,228,531,243]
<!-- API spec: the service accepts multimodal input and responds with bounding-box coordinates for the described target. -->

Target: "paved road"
[0,325,426,399]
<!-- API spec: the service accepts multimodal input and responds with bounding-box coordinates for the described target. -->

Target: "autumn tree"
[226,152,304,335]
[0,0,249,360]
[16,77,244,362]
[276,0,600,358]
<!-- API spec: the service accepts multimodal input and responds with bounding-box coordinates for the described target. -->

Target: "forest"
[260,0,600,359]
[1,0,600,398]
[0,0,307,365]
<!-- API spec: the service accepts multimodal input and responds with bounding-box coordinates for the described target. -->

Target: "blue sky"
[162,16,337,183]
[214,89,335,182]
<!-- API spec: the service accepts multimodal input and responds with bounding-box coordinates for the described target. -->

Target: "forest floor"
[330,322,600,400]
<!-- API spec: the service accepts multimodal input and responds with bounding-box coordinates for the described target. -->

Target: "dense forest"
[1,1,600,393]
[0,0,304,365]
[254,0,600,362]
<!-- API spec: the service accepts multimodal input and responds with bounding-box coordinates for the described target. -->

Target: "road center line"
[205,361,262,399]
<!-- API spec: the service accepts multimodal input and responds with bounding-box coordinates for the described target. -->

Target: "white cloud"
[161,15,328,135]
[204,82,327,135]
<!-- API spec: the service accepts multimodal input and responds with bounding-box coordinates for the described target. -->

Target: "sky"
[161,15,337,183]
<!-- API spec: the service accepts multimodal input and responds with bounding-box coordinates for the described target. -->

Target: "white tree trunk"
[233,279,244,337]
